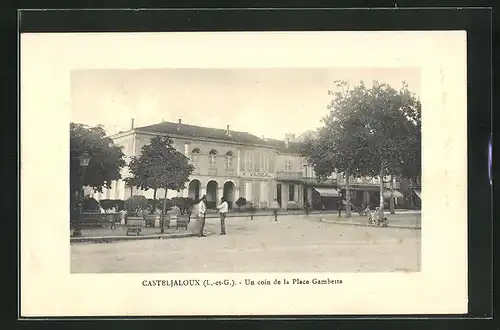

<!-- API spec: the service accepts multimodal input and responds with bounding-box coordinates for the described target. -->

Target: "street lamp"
[72,151,91,237]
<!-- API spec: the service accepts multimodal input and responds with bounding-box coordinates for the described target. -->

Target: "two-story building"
[94,119,301,210]
[91,119,405,211]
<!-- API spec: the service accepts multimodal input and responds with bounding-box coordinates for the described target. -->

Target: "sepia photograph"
[21,30,467,316]
[70,68,422,274]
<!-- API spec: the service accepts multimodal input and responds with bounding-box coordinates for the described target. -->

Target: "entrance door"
[276,183,282,206]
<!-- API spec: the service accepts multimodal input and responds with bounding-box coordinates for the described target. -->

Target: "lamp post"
[73,151,91,237]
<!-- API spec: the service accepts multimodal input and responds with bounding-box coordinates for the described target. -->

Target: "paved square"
[71,214,421,273]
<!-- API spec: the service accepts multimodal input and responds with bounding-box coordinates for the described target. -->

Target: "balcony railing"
[384,181,401,189]
[301,177,338,186]
[336,177,400,189]
[225,168,235,176]
[276,171,302,180]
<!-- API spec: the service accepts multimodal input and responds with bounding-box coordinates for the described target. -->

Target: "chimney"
[226,125,231,136]
[285,137,289,148]
[178,119,182,124]
[130,118,135,129]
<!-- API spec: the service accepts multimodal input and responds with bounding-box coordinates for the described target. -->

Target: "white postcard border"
[20,31,467,316]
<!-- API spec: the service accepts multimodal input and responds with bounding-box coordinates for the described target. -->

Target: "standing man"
[198,195,207,237]
[270,198,280,222]
[216,197,228,235]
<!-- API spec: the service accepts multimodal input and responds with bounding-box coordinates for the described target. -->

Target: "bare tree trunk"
[153,188,157,201]
[389,174,395,214]
[409,178,415,209]
[345,171,351,218]
[379,167,384,210]
[161,188,168,234]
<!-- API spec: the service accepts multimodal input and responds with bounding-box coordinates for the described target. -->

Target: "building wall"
[235,146,276,208]
[94,130,404,211]
[100,132,283,209]
[275,153,305,173]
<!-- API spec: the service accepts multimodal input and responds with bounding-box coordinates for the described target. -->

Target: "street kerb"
[319,218,421,230]
[70,231,199,244]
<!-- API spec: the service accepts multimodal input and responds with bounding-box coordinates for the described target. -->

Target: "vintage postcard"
[21,31,467,316]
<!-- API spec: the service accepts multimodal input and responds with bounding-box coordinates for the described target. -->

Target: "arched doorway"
[188,179,201,200]
[223,181,235,209]
[206,180,218,209]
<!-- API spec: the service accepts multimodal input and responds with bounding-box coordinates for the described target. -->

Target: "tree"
[124,195,149,215]
[126,136,195,233]
[235,197,247,211]
[170,197,195,215]
[70,123,126,201]
[300,80,421,215]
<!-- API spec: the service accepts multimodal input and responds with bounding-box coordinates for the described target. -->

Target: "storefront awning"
[314,187,342,197]
[383,190,404,198]
[413,189,421,200]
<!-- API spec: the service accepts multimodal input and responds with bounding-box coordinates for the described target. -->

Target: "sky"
[71,67,421,140]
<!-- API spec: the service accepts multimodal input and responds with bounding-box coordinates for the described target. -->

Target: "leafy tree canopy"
[70,123,126,193]
[125,136,195,193]
[300,80,421,182]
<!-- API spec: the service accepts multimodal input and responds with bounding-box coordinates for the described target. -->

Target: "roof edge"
[133,129,281,150]
[107,129,135,140]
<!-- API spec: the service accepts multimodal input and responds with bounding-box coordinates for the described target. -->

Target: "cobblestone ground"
[71,214,421,273]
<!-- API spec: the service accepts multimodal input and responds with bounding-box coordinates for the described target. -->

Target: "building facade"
[92,119,405,210]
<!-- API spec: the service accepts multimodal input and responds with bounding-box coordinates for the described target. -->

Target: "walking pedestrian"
[119,208,127,226]
[270,198,280,221]
[337,200,342,217]
[216,197,228,235]
[198,195,207,237]
[304,201,310,216]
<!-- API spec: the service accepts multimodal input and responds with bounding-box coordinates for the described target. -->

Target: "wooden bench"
[126,217,143,236]
[144,214,161,228]
[81,212,121,229]
[176,215,190,230]
[161,215,171,229]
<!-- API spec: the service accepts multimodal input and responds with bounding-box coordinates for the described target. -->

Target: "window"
[284,158,292,172]
[288,184,295,201]
[209,149,218,166]
[260,155,269,172]
[246,152,254,171]
[191,148,200,162]
[301,164,307,177]
[225,151,234,168]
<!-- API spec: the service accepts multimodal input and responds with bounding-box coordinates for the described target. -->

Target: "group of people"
[366,206,388,227]
[334,201,389,227]
[195,197,282,237]
[196,195,228,237]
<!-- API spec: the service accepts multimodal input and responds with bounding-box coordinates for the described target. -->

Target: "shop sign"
[240,171,274,178]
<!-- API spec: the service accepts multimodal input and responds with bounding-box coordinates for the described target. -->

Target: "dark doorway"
[276,183,282,206]
[223,181,235,209]
[188,180,201,200]
[206,180,218,209]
